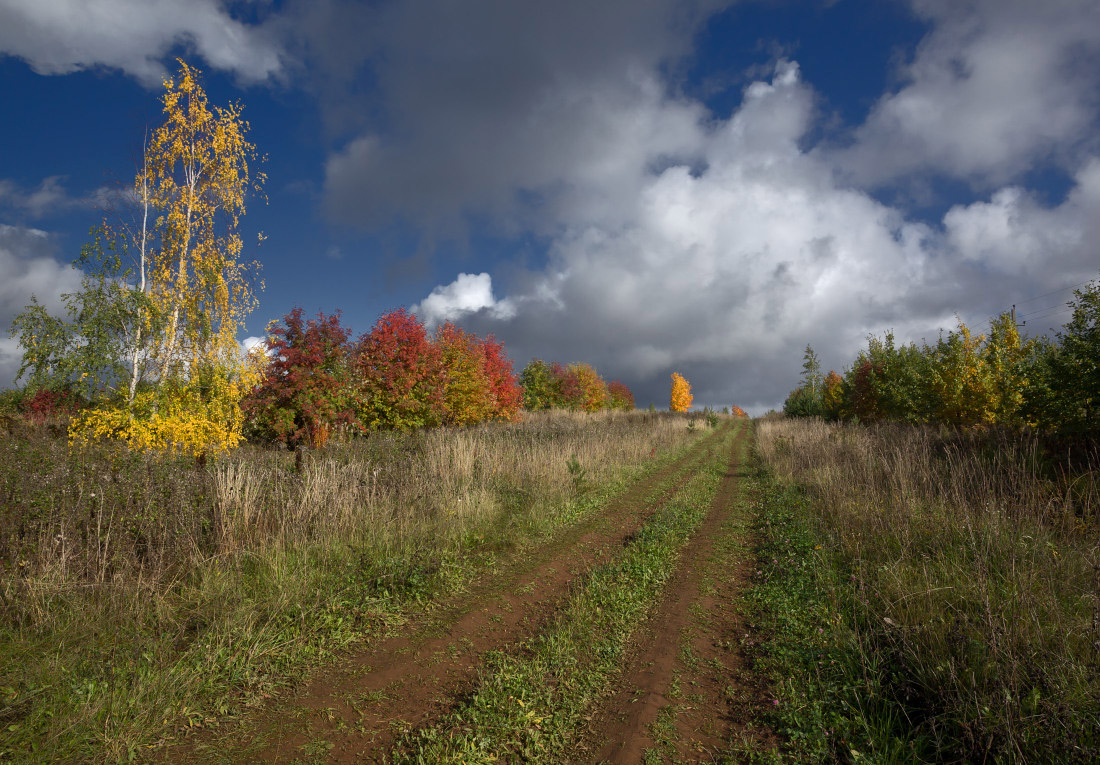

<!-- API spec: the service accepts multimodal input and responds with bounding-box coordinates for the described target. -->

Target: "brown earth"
[162,424,732,763]
[575,423,777,763]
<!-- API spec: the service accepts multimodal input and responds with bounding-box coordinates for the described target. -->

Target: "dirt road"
[577,422,776,762]
[169,423,757,763]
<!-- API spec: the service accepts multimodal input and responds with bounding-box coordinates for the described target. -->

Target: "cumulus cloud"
[0,0,284,86]
[827,0,1100,187]
[0,224,83,386]
[420,63,1099,412]
[412,272,515,329]
[943,158,1100,284]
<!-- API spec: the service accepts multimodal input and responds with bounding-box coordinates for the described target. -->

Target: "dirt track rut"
[576,422,773,762]
[169,425,732,763]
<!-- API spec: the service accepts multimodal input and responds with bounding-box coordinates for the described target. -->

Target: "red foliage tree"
[244,308,354,448]
[607,380,635,410]
[480,335,523,422]
[354,308,445,431]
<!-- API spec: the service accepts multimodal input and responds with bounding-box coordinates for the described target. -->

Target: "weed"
[0,410,697,761]
[747,418,1100,763]
[566,454,586,493]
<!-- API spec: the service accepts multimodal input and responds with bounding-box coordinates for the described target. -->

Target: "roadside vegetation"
[749,417,1100,762]
[0,409,701,762]
[783,276,1099,439]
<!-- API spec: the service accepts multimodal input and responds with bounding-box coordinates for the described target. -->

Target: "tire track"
[577,422,758,763]
[166,424,731,763]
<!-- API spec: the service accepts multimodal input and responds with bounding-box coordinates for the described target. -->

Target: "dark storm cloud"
[313,0,731,231]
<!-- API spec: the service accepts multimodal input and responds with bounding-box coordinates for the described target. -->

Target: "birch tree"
[69,60,265,455]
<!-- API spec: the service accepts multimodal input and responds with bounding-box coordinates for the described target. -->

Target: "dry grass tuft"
[0,410,698,761]
[757,418,1100,761]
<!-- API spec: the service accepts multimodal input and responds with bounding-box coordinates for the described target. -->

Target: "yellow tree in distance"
[72,60,265,456]
[669,372,693,412]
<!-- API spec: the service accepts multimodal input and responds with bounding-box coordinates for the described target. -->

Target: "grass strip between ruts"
[390,422,740,763]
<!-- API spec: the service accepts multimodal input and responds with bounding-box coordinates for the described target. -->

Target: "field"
[2,412,1099,762]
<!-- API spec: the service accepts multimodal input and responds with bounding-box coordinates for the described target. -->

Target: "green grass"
[389,422,739,763]
[0,412,711,763]
[743,419,1100,763]
[739,471,902,763]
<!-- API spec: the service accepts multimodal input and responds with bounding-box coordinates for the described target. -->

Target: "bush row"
[784,278,1099,438]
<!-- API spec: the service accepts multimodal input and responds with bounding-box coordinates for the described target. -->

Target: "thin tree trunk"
[160,151,196,385]
[128,133,150,407]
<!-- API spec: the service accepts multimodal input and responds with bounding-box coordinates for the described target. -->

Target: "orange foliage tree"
[434,322,493,426]
[669,372,693,412]
[567,363,609,412]
[822,370,845,420]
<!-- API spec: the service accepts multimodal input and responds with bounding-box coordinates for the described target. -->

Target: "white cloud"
[0,0,284,86]
[828,0,1100,187]
[943,158,1100,279]
[0,224,83,386]
[413,272,515,329]
[0,176,93,219]
[240,335,267,358]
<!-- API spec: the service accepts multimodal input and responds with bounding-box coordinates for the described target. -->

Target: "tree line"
[2,60,638,456]
[3,59,715,457]
[783,281,1100,438]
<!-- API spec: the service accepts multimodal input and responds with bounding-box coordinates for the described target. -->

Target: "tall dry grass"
[0,410,699,761]
[2,409,692,621]
[757,418,1100,761]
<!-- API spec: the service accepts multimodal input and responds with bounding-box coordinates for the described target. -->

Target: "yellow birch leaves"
[71,60,263,456]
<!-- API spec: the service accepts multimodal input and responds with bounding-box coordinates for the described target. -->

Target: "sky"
[1,0,1099,412]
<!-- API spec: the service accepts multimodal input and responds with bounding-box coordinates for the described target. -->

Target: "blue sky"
[1,0,1098,411]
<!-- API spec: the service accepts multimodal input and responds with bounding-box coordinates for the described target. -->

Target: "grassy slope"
[0,412,706,763]
[745,419,1100,763]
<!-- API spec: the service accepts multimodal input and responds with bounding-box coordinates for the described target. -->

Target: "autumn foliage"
[607,380,635,411]
[243,308,524,442]
[729,405,748,418]
[9,60,265,457]
[480,334,524,421]
[354,308,444,431]
[669,372,693,412]
[243,308,353,448]
[784,277,1100,438]
[518,359,633,412]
